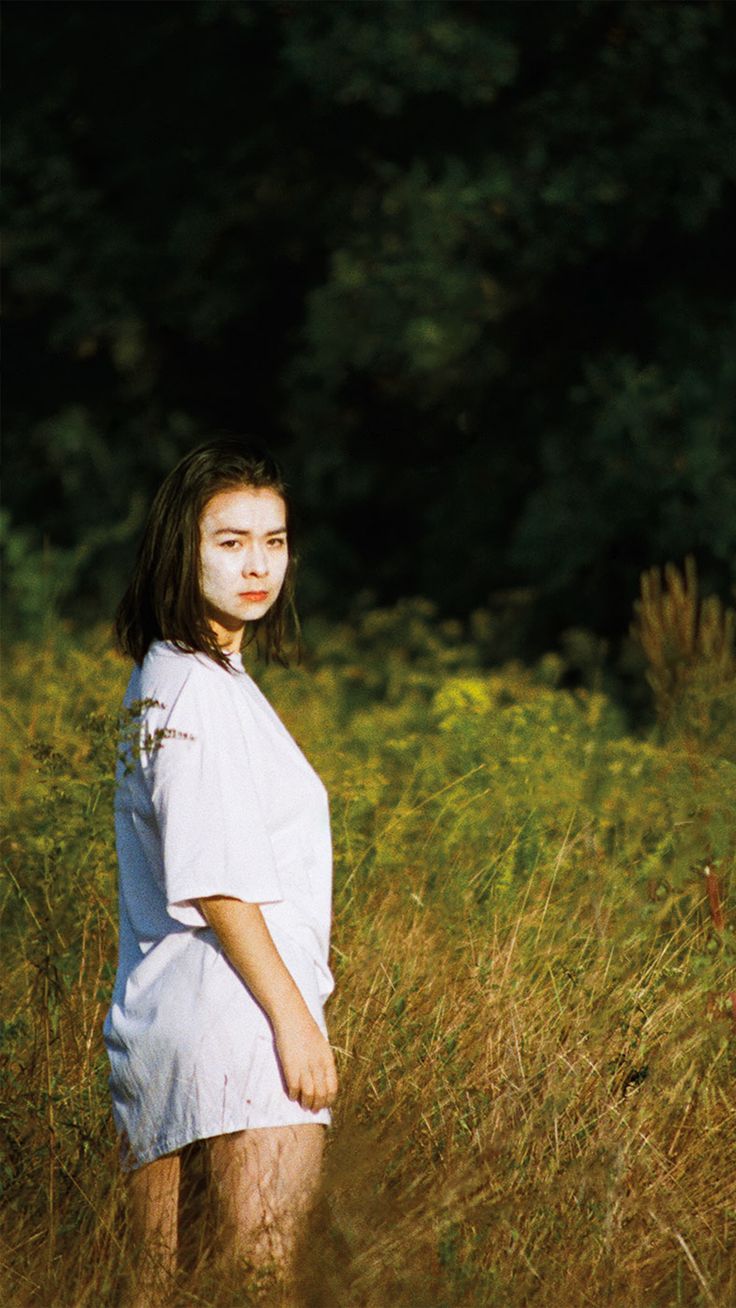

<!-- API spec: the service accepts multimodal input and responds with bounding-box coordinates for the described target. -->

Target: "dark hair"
[114,439,300,670]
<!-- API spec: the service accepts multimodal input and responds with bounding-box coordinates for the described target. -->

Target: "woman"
[104,440,338,1304]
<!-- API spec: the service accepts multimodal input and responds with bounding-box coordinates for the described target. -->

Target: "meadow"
[2,578,735,1307]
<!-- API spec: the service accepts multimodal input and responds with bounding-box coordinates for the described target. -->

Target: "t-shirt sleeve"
[141,666,284,927]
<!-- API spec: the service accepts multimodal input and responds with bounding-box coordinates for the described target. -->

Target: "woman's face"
[198,486,289,650]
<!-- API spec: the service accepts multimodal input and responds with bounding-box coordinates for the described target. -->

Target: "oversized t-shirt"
[103,639,335,1169]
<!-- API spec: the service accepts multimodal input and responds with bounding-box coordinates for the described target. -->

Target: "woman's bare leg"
[125,1151,180,1307]
[207,1124,324,1281]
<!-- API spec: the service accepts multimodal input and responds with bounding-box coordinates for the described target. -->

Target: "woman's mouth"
[239,591,269,601]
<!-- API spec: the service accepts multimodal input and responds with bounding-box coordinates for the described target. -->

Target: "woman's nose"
[242,544,268,576]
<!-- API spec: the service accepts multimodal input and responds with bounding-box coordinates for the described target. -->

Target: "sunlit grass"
[1,618,734,1306]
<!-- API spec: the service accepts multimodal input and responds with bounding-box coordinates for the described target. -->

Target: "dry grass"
[1,626,734,1307]
[2,862,733,1307]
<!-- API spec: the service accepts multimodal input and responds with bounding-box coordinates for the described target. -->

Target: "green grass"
[1,612,734,1307]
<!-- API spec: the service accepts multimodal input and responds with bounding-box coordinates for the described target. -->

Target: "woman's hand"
[273,1010,338,1113]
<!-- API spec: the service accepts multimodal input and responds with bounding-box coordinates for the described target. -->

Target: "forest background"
[2,3,736,1307]
[4,0,735,698]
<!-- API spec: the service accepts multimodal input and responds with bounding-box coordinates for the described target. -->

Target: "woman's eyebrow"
[213,526,287,536]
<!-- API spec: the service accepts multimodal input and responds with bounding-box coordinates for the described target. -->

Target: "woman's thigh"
[207,1123,325,1258]
[128,1149,181,1245]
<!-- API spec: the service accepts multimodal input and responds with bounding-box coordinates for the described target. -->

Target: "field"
[2,600,735,1307]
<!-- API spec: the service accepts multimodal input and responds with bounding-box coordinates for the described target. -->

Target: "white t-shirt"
[103,639,335,1169]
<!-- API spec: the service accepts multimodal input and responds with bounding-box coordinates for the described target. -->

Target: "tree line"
[4,0,735,668]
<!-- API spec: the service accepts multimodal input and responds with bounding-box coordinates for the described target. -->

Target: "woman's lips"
[239,590,268,600]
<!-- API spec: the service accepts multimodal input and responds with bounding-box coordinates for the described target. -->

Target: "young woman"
[104,440,338,1304]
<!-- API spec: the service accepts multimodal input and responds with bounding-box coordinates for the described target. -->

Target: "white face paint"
[198,486,289,652]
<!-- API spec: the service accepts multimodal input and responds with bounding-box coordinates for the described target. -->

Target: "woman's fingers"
[326,1050,339,1105]
[285,1058,304,1103]
[276,1021,339,1111]
[299,1071,315,1112]
[317,1051,339,1110]
[301,1059,332,1112]
[315,1063,331,1112]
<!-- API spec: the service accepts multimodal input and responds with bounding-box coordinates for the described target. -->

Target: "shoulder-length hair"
[114,439,300,670]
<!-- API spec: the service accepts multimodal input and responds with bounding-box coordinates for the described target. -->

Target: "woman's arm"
[197,895,338,1113]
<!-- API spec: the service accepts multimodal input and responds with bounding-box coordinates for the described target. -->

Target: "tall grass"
[1,594,734,1307]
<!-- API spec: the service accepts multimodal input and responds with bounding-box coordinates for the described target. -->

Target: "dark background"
[4,0,735,687]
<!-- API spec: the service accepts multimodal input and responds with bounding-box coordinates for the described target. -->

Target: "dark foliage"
[3,0,735,665]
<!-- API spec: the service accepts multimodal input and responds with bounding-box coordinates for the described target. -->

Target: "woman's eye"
[268,537,286,549]
[221,539,240,549]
